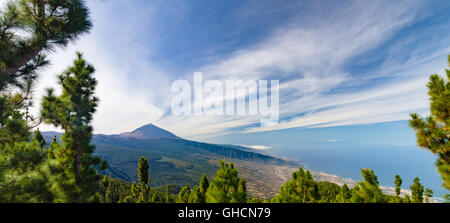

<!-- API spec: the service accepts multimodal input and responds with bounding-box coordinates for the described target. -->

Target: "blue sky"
[3,0,448,146]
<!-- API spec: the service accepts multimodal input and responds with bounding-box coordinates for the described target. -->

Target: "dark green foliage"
[0,0,92,91]
[199,174,209,195]
[177,184,191,203]
[317,181,341,203]
[99,157,183,203]
[32,128,46,149]
[122,183,140,203]
[271,167,319,203]
[389,174,404,203]
[236,178,247,202]
[272,169,358,203]
[205,160,247,203]
[444,194,450,203]
[0,0,92,148]
[46,136,59,159]
[164,185,177,203]
[394,175,402,197]
[137,156,150,203]
[195,174,209,203]
[409,55,450,190]
[99,174,183,203]
[138,156,150,185]
[100,176,132,203]
[0,89,35,144]
[335,184,352,203]
[151,190,164,203]
[410,177,424,203]
[351,169,386,203]
[188,186,203,203]
[0,141,53,202]
[424,188,433,203]
[403,194,411,203]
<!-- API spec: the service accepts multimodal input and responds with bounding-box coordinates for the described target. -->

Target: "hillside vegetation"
[0,0,448,203]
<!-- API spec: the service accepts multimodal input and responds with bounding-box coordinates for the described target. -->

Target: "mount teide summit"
[118,123,179,139]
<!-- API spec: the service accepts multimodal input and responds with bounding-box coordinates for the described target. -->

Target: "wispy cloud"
[160,0,448,138]
[12,0,448,139]
[240,145,272,150]
[327,139,340,143]
[30,0,169,134]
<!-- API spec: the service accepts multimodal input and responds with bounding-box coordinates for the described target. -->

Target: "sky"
[2,0,449,144]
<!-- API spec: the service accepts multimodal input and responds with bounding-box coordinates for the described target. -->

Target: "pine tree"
[0,0,94,202]
[138,157,150,185]
[199,174,209,202]
[46,136,59,159]
[40,52,106,202]
[151,190,164,203]
[0,88,36,144]
[271,167,319,203]
[123,183,140,203]
[137,156,150,203]
[393,174,403,203]
[0,141,54,202]
[335,184,352,203]
[410,177,424,203]
[102,177,133,203]
[409,55,450,190]
[165,185,174,203]
[235,178,247,203]
[351,169,386,203]
[32,128,46,149]
[317,182,341,202]
[444,194,450,203]
[0,0,92,91]
[0,0,92,144]
[394,175,402,197]
[177,184,191,203]
[403,194,411,203]
[188,186,203,203]
[424,188,433,203]
[205,160,247,203]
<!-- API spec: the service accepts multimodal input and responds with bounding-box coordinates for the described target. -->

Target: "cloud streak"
[160,0,447,139]
[9,0,448,139]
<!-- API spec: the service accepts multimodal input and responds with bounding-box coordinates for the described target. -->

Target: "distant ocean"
[267,144,447,198]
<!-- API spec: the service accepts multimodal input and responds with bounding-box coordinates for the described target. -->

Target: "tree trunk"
[73,134,81,186]
[75,152,80,182]
[4,48,41,77]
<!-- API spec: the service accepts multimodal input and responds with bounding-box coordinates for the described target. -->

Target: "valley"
[42,123,410,200]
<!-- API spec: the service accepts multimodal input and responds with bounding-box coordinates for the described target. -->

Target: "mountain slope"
[42,127,440,200]
[42,124,297,194]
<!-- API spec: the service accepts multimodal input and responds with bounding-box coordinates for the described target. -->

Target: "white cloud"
[5,0,447,139]
[239,145,272,150]
[160,0,444,138]
[327,139,340,143]
[158,115,259,140]
[28,0,168,134]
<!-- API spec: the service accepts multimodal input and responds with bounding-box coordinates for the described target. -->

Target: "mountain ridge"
[40,123,297,196]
